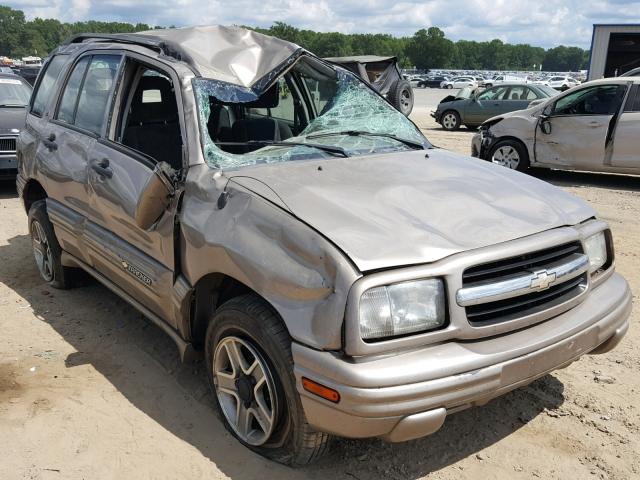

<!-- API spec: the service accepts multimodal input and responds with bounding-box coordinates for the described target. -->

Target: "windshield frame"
[192,53,431,171]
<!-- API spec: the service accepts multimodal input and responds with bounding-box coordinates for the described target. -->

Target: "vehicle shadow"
[0,232,566,480]
[532,168,640,192]
[0,178,18,199]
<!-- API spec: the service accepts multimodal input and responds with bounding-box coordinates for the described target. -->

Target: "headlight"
[584,231,608,273]
[359,279,445,341]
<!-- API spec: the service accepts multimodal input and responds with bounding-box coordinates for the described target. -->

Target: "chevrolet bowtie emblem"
[530,270,556,290]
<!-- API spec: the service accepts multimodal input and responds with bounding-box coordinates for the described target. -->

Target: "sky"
[6,0,640,48]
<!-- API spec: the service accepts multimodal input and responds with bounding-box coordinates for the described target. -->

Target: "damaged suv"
[17,26,632,465]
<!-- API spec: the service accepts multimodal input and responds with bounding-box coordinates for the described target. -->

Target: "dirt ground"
[1,90,638,479]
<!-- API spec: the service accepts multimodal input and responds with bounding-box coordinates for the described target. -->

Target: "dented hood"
[234,149,595,272]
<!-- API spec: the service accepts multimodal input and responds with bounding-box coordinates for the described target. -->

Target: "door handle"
[90,158,113,178]
[42,133,57,151]
[588,121,601,127]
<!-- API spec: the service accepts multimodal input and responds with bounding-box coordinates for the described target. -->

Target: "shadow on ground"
[1,195,566,480]
[532,169,640,191]
[0,178,18,199]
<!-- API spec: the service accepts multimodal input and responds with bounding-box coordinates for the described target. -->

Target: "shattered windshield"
[194,56,429,169]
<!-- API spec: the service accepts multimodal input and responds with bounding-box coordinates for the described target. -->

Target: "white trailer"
[587,24,640,80]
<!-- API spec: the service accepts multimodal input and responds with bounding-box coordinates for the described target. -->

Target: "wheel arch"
[22,179,47,213]
[189,271,285,351]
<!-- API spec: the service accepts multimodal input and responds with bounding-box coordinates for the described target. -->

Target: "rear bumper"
[293,272,631,442]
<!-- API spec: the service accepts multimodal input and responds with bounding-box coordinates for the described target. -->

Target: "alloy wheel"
[213,336,278,446]
[400,88,411,112]
[442,113,458,130]
[491,145,521,169]
[31,220,53,281]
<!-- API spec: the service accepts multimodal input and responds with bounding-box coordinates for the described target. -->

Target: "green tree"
[0,5,26,56]
[406,27,455,69]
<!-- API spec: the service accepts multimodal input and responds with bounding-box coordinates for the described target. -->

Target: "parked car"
[620,67,640,77]
[472,78,638,174]
[0,73,32,178]
[542,76,580,91]
[441,76,477,89]
[417,75,450,88]
[325,55,413,115]
[18,26,631,466]
[14,66,41,85]
[432,83,559,131]
[483,74,525,88]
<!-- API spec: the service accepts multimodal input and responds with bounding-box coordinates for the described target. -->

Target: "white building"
[587,24,640,80]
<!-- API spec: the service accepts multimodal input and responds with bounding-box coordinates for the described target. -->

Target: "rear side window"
[74,55,121,135]
[30,55,67,116]
[57,56,90,124]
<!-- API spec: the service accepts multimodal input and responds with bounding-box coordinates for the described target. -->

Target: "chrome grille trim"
[456,253,590,307]
[0,136,17,154]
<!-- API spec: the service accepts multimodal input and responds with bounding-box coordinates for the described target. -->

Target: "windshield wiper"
[0,103,26,108]
[305,130,425,150]
[215,140,349,158]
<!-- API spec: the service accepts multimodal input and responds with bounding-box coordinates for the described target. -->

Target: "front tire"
[205,294,332,466]
[28,200,75,289]
[488,139,530,172]
[441,110,461,131]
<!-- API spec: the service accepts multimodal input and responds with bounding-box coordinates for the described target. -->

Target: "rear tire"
[28,200,76,289]
[205,294,332,466]
[441,110,461,131]
[389,79,414,116]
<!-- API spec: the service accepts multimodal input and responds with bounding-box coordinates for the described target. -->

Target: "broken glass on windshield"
[194,55,430,170]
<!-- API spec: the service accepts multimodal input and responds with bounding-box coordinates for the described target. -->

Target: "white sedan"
[542,76,580,91]
[440,76,478,89]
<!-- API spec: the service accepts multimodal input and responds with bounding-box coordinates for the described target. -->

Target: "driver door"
[464,86,509,124]
[85,56,184,323]
[534,84,627,169]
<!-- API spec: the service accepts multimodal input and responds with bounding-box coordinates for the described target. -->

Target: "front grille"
[0,137,17,153]
[460,242,587,326]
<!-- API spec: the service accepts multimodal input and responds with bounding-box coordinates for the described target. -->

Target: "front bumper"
[293,272,631,442]
[430,110,440,122]
[0,154,18,177]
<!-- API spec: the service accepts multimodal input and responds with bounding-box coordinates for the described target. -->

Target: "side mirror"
[134,162,176,230]
[539,116,552,135]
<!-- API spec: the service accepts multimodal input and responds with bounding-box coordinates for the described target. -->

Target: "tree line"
[0,5,589,72]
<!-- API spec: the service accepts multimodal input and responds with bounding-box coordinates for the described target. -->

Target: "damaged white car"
[472,77,640,173]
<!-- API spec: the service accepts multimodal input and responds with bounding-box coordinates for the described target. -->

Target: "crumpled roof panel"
[136,25,302,87]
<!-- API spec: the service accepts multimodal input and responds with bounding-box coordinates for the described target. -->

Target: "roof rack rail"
[64,33,199,74]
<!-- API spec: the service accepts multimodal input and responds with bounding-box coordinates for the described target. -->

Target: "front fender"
[179,165,361,350]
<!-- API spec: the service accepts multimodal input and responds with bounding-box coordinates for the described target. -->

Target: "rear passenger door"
[85,56,184,323]
[610,84,640,169]
[501,86,533,112]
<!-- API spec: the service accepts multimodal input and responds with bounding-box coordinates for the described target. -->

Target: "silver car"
[472,77,640,174]
[17,26,632,465]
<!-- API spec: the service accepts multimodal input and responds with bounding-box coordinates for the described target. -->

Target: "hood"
[0,106,26,133]
[233,149,595,272]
